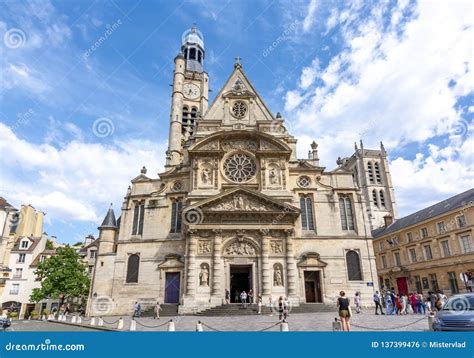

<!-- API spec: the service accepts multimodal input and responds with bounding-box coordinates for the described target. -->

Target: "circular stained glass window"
[231,101,247,118]
[297,176,311,188]
[223,153,257,183]
[172,181,184,192]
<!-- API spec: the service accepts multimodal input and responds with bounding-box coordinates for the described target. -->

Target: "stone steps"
[141,304,179,317]
[195,303,336,316]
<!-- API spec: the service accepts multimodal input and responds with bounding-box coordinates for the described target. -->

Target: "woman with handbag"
[337,291,351,331]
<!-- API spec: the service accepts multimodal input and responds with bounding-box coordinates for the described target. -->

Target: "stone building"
[91,26,397,315]
[372,189,474,295]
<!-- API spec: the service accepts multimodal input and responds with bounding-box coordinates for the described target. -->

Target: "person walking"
[385,292,393,315]
[337,291,351,331]
[283,296,290,319]
[410,293,418,314]
[373,291,384,315]
[268,296,274,316]
[225,289,230,305]
[400,294,407,315]
[248,289,254,304]
[234,290,240,303]
[240,290,248,308]
[416,294,425,314]
[354,292,361,313]
[278,296,286,322]
[257,295,262,314]
[133,301,141,318]
[154,302,162,319]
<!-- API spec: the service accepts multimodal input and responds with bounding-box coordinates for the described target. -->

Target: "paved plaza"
[6,311,431,332]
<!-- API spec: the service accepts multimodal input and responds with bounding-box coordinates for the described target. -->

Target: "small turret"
[98,204,117,254]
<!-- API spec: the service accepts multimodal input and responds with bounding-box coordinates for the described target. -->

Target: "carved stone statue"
[199,265,209,286]
[269,168,279,185]
[201,168,211,185]
[270,241,283,254]
[225,242,256,256]
[273,265,283,286]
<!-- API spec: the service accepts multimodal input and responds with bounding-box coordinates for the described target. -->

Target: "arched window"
[197,50,202,63]
[189,48,196,60]
[379,190,386,207]
[339,196,355,230]
[183,48,188,60]
[367,162,374,183]
[374,162,382,183]
[346,250,362,281]
[170,199,182,233]
[372,189,378,207]
[300,195,315,231]
[126,254,140,283]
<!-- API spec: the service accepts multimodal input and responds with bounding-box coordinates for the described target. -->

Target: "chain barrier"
[134,319,173,329]
[199,321,281,332]
[349,316,427,331]
[201,322,221,332]
[81,317,91,322]
[257,322,281,332]
[102,317,121,325]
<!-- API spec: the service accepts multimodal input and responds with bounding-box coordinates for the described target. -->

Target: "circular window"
[223,152,257,183]
[231,101,247,118]
[297,176,311,188]
[172,181,184,192]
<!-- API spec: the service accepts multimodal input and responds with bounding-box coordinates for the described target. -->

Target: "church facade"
[91,27,397,315]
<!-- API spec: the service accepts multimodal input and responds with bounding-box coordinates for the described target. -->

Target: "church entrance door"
[164,272,180,304]
[230,265,252,303]
[304,271,322,303]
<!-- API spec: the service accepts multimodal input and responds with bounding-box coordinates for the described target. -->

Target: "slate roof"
[99,205,117,229]
[372,188,474,238]
[0,197,15,209]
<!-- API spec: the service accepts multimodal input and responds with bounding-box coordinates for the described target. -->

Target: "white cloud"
[302,0,318,32]
[0,123,166,225]
[284,0,474,216]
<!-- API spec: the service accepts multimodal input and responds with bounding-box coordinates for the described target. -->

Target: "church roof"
[99,205,117,230]
[372,188,474,238]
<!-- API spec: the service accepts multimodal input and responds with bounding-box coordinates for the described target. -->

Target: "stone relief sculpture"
[270,241,283,254]
[209,194,268,212]
[199,264,209,286]
[198,240,211,254]
[225,241,256,256]
[201,168,211,185]
[273,264,284,286]
[269,167,280,185]
[221,140,258,152]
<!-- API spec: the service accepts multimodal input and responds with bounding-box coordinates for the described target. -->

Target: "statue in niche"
[273,265,283,286]
[199,265,209,286]
[233,194,246,210]
[201,168,211,185]
[269,167,280,185]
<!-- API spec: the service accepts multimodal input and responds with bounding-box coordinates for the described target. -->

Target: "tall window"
[126,254,140,283]
[374,162,382,183]
[18,253,26,263]
[406,232,413,243]
[14,268,23,279]
[414,275,422,294]
[447,272,459,294]
[409,248,417,263]
[300,195,315,231]
[170,199,183,233]
[459,235,473,253]
[367,162,374,183]
[440,240,451,257]
[429,273,439,292]
[372,190,378,207]
[437,221,446,234]
[189,47,196,60]
[420,227,428,239]
[381,255,387,268]
[10,284,19,295]
[132,202,145,236]
[346,250,362,281]
[423,244,433,260]
[20,240,29,249]
[339,196,355,230]
[457,214,467,228]
[379,190,386,207]
[394,252,401,266]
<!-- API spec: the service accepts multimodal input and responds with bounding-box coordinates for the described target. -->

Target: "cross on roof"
[235,56,242,65]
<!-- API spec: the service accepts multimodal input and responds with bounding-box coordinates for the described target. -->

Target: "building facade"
[91,27,397,315]
[372,189,474,296]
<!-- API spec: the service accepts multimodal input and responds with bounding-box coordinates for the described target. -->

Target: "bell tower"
[166,25,209,167]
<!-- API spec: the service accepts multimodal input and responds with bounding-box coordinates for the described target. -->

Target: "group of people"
[373,288,448,315]
[337,288,450,331]
[133,301,162,319]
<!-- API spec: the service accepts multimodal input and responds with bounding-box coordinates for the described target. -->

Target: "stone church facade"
[91,27,397,315]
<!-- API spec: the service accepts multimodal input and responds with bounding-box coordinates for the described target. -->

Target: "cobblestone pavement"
[6,312,431,332]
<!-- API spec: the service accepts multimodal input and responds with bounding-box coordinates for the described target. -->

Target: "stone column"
[185,231,198,296]
[212,229,223,296]
[285,229,298,299]
[260,233,271,296]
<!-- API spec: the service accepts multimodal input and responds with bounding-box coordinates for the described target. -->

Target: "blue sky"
[0,0,472,244]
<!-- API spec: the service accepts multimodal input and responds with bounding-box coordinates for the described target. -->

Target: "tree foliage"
[45,240,54,250]
[30,246,90,302]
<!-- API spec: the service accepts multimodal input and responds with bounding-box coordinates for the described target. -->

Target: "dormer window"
[20,240,29,249]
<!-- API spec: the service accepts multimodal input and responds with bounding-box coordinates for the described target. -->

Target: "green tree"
[45,240,54,250]
[30,246,90,303]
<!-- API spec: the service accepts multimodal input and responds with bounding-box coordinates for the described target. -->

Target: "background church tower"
[166,25,209,167]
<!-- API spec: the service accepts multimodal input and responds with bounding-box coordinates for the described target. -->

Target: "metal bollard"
[118,317,124,330]
[168,320,175,331]
[332,318,341,331]
[71,315,77,324]
[98,317,104,326]
[77,316,82,324]
[280,321,289,331]
[90,317,96,326]
[130,319,136,331]
[41,315,46,321]
[196,321,203,332]
[428,312,435,331]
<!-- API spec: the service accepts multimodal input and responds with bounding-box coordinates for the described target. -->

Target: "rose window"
[297,176,311,188]
[231,101,247,118]
[223,153,256,182]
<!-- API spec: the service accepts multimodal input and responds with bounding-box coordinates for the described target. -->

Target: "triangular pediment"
[131,174,152,183]
[203,65,274,122]
[194,187,299,215]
